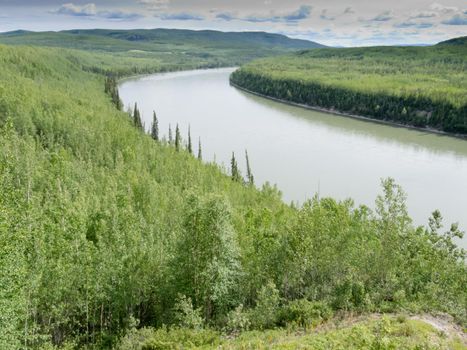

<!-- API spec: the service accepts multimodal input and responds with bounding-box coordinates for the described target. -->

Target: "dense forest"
[0,29,324,77]
[231,37,467,134]
[0,42,466,349]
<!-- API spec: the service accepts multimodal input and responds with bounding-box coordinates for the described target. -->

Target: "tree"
[245,150,254,186]
[168,124,173,144]
[197,138,202,161]
[231,152,242,183]
[151,111,159,141]
[133,103,143,131]
[187,126,192,154]
[175,124,181,152]
[170,195,241,321]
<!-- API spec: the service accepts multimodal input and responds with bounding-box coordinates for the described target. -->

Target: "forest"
[0,29,323,77]
[0,41,465,349]
[230,37,467,134]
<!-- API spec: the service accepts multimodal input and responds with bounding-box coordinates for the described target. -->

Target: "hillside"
[0,43,465,349]
[230,37,467,134]
[0,29,324,76]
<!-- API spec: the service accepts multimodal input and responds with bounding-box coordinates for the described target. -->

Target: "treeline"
[231,70,467,134]
[0,45,465,350]
[230,44,467,134]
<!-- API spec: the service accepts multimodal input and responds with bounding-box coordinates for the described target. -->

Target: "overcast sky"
[0,0,466,46]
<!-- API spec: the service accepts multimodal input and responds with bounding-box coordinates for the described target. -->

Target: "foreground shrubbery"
[0,44,465,349]
[116,315,465,349]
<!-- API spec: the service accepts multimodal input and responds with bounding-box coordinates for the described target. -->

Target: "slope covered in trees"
[0,44,465,349]
[0,29,324,77]
[231,39,467,134]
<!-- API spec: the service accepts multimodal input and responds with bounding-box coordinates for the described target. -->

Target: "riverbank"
[230,80,467,141]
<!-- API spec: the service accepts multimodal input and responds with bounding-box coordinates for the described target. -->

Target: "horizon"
[1,1,466,47]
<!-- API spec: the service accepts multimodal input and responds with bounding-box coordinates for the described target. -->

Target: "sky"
[0,0,466,46]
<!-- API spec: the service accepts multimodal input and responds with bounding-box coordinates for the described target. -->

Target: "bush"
[225,304,251,334]
[173,295,204,330]
[249,281,280,329]
[279,299,333,328]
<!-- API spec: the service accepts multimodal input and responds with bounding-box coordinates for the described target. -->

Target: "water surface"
[120,68,467,247]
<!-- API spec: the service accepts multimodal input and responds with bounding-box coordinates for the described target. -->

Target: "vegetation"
[231,37,467,134]
[0,41,465,349]
[117,315,466,349]
[0,29,324,77]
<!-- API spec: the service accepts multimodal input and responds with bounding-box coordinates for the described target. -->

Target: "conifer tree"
[175,124,181,151]
[133,103,143,131]
[197,138,202,160]
[187,126,192,154]
[245,150,254,186]
[151,111,159,141]
[168,124,173,144]
[231,152,242,183]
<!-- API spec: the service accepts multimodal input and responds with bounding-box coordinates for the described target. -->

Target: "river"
[119,68,467,248]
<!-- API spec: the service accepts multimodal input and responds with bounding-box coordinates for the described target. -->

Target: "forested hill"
[0,29,324,75]
[437,35,467,46]
[230,37,467,135]
[0,43,465,349]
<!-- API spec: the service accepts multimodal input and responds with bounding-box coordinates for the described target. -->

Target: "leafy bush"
[279,299,333,328]
[249,281,280,329]
[172,295,204,330]
[225,304,251,334]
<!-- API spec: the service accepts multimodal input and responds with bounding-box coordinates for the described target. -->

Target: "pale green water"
[120,68,467,247]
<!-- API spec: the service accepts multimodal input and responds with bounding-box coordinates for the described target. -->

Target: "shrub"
[249,281,280,329]
[225,304,251,334]
[173,295,204,330]
[279,299,333,328]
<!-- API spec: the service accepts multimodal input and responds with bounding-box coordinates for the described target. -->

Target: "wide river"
[120,68,467,247]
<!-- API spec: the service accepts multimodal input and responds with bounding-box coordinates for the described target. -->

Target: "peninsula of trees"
[230,37,467,135]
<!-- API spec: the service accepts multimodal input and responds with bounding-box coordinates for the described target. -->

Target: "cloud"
[370,10,394,22]
[320,9,336,21]
[158,12,204,21]
[441,14,467,25]
[393,21,434,29]
[343,7,355,15]
[224,5,312,23]
[54,3,97,17]
[215,12,236,21]
[430,3,458,13]
[409,11,437,19]
[282,5,312,21]
[137,0,170,11]
[53,3,142,21]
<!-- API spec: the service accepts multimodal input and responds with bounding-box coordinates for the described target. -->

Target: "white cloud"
[54,3,97,17]
[137,0,170,11]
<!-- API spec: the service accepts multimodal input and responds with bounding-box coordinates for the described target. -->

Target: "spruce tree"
[245,150,254,186]
[151,111,159,141]
[197,138,202,160]
[133,103,143,131]
[231,152,242,183]
[187,126,193,154]
[175,124,181,151]
[168,124,173,144]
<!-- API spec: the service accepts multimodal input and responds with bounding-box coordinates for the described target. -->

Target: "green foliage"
[250,282,281,330]
[0,43,465,349]
[279,300,333,328]
[150,111,159,142]
[225,305,251,334]
[172,295,204,330]
[231,42,467,134]
[230,152,242,183]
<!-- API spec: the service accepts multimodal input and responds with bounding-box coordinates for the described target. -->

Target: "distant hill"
[0,28,325,52]
[437,36,467,46]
